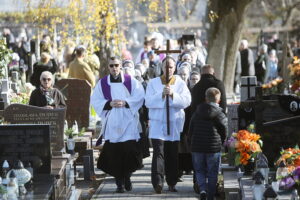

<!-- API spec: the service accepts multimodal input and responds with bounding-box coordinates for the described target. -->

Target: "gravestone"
[0,124,51,175]
[3,104,66,153]
[238,88,300,167]
[240,76,257,102]
[55,79,91,129]
[1,79,10,107]
[227,104,239,138]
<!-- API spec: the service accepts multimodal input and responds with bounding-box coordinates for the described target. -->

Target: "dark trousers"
[115,173,132,187]
[151,139,179,188]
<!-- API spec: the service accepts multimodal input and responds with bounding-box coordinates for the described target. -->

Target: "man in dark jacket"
[191,64,227,114]
[189,87,227,200]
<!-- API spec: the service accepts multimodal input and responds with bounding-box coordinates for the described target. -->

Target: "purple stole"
[100,74,132,101]
[96,74,131,146]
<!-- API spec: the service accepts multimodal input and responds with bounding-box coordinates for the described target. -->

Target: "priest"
[145,56,191,193]
[91,56,145,193]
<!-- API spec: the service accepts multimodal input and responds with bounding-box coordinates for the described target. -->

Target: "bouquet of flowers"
[288,56,300,96]
[10,92,30,104]
[226,129,262,166]
[262,77,284,95]
[275,146,300,190]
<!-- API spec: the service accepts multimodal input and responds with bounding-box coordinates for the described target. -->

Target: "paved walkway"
[92,150,199,200]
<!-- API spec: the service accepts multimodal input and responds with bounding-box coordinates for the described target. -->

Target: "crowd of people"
[2,27,300,200]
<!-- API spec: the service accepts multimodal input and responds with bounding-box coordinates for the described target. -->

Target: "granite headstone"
[0,124,51,175]
[55,79,91,129]
[3,104,66,153]
[239,93,300,167]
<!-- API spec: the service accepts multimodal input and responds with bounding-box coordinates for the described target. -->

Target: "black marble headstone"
[3,104,66,153]
[55,79,91,129]
[0,124,51,175]
[238,94,300,167]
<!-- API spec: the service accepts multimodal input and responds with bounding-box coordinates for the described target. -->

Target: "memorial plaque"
[3,104,66,152]
[0,124,51,174]
[55,79,91,129]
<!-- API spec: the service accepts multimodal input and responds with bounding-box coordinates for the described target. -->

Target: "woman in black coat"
[29,71,66,109]
[30,52,57,88]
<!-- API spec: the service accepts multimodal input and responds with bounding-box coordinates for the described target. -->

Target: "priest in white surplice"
[145,56,191,193]
[91,57,145,193]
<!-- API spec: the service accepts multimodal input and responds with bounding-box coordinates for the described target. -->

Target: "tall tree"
[206,0,253,95]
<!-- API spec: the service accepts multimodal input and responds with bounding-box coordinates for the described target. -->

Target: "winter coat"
[189,103,227,153]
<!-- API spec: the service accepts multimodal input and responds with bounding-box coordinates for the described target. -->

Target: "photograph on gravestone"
[239,94,300,167]
[3,104,66,153]
[0,124,51,175]
[55,79,91,129]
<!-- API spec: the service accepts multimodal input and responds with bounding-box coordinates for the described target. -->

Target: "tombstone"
[240,76,257,102]
[3,104,66,154]
[0,124,51,175]
[1,79,10,107]
[227,104,239,138]
[55,79,91,129]
[10,83,19,93]
[11,71,19,82]
[238,87,300,166]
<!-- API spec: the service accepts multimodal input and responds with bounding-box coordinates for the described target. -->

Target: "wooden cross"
[155,39,181,135]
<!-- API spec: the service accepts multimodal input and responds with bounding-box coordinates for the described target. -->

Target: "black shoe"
[168,185,178,192]
[193,183,200,194]
[116,187,125,193]
[125,177,132,191]
[154,185,162,194]
[199,191,207,200]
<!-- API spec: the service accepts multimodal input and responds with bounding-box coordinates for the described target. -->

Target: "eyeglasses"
[42,78,52,82]
[109,64,119,68]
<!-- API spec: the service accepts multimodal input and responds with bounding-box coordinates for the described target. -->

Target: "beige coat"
[68,58,95,87]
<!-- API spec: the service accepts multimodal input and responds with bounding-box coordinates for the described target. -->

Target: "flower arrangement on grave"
[275,146,300,190]
[288,56,300,96]
[262,77,284,95]
[0,36,12,78]
[226,127,262,166]
[64,127,85,139]
[10,93,30,104]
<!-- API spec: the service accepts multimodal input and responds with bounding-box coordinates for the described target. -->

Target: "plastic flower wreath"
[226,129,262,166]
[276,146,300,190]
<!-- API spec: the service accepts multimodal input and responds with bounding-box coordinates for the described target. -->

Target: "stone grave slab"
[55,79,91,129]
[3,103,66,153]
[0,124,51,174]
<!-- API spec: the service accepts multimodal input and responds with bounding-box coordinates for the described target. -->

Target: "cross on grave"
[155,40,181,135]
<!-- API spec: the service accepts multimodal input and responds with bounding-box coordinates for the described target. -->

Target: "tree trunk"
[207,0,253,95]
[98,38,111,79]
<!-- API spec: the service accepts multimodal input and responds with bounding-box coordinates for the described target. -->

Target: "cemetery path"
[91,149,199,200]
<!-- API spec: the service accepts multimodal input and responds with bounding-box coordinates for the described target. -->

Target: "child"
[189,87,227,200]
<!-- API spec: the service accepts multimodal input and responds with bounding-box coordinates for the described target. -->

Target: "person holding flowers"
[188,87,227,200]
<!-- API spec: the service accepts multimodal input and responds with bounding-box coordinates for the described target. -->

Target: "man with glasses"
[91,57,145,193]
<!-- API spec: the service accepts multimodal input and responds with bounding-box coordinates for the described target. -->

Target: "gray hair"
[260,44,268,53]
[40,71,54,86]
[241,39,248,48]
[205,87,221,103]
